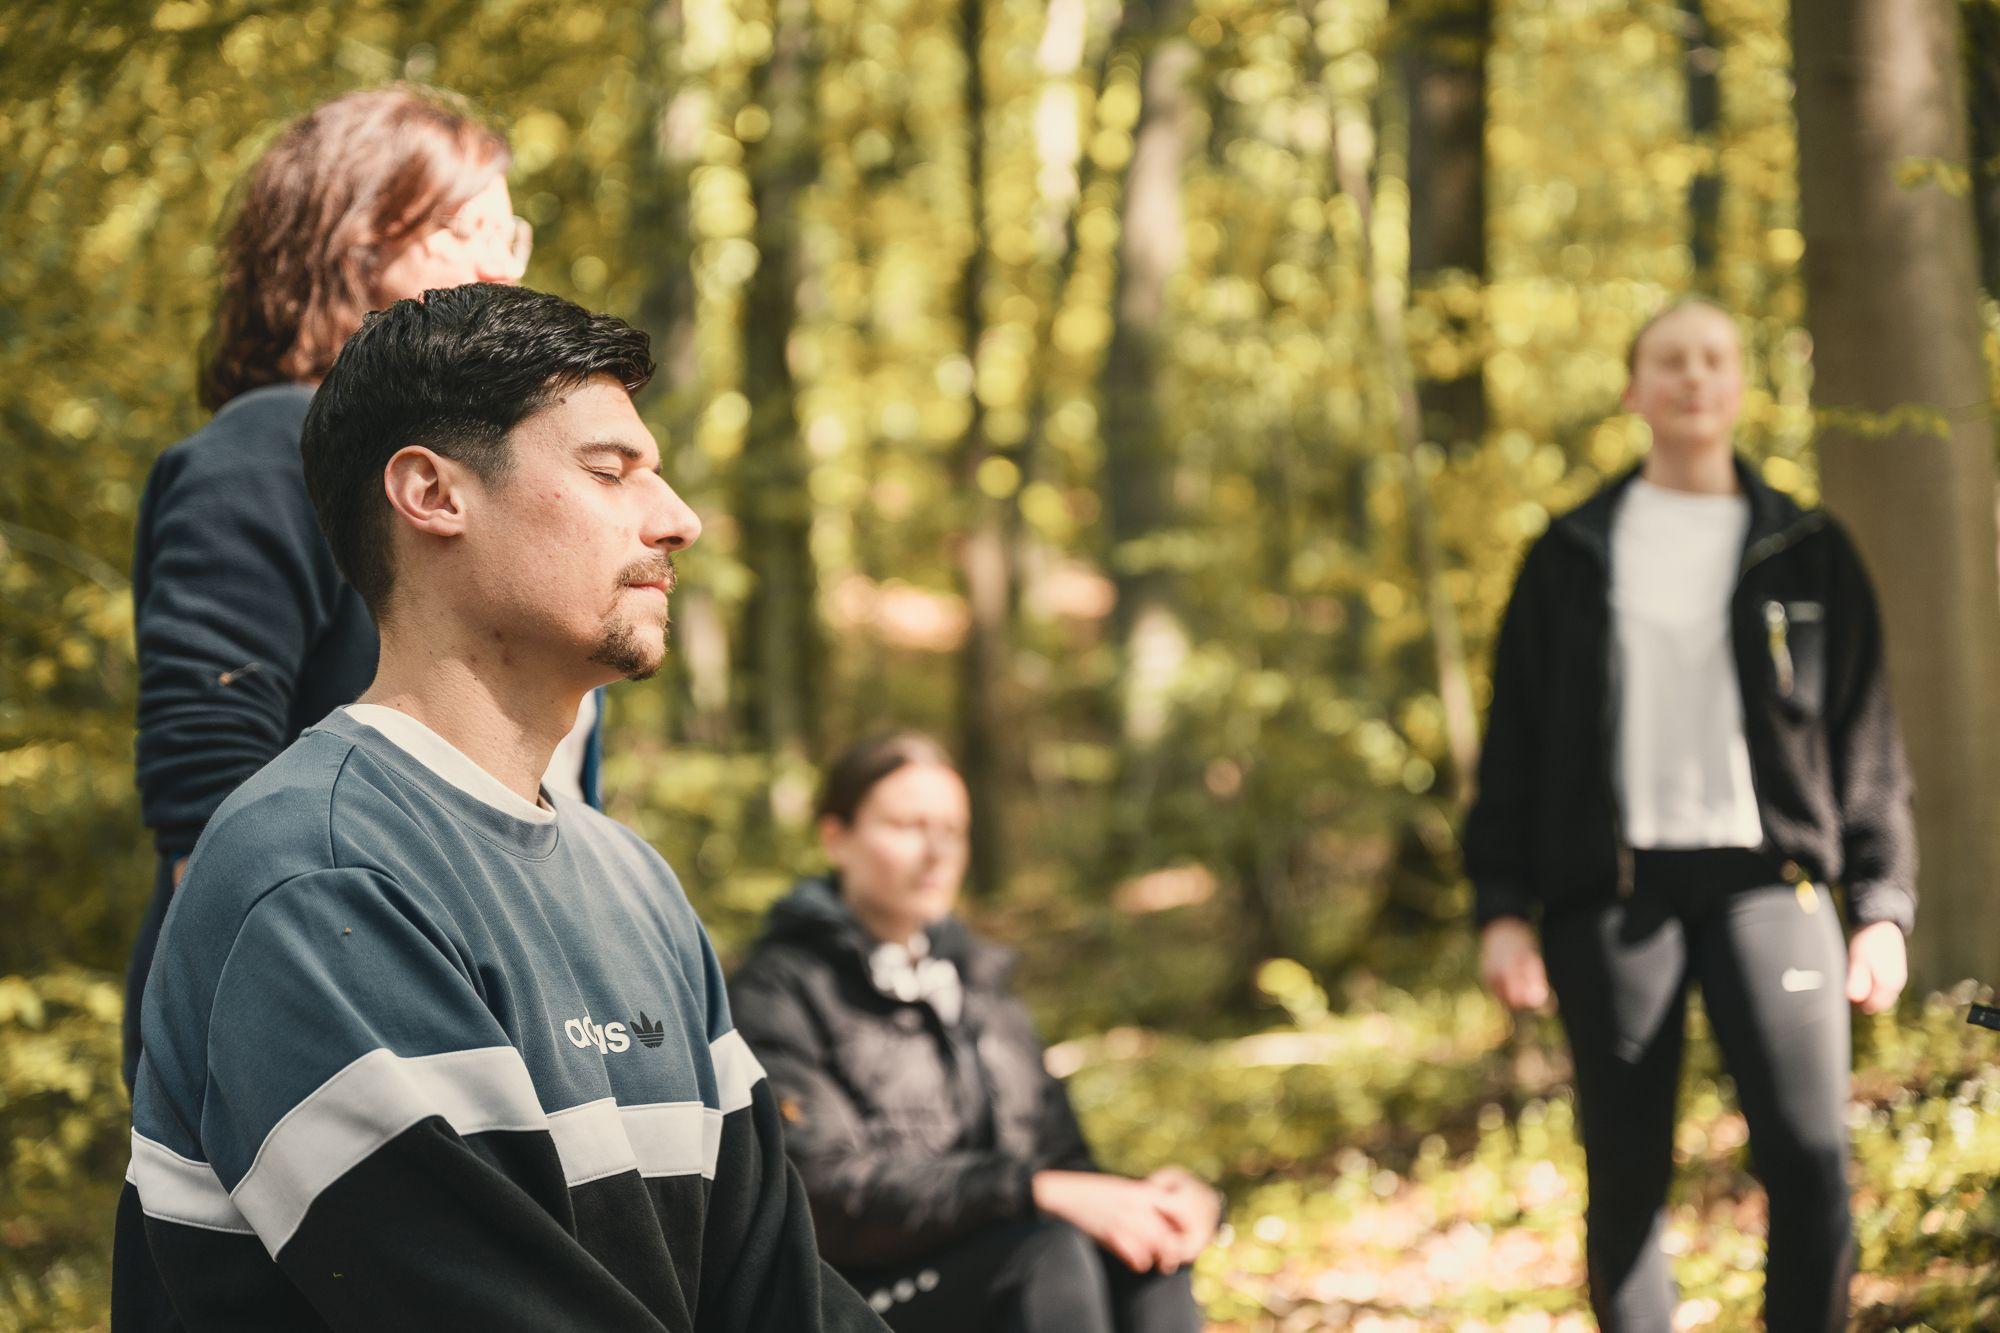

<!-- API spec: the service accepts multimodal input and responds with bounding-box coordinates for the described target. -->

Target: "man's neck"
[361,628,594,805]
[1641,439,1738,496]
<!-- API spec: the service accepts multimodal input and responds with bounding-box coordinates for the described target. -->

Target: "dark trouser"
[842,1219,1204,1333]
[121,855,176,1091]
[1542,848,1854,1333]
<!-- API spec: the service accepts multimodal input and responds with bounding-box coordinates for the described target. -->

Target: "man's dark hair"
[300,282,654,613]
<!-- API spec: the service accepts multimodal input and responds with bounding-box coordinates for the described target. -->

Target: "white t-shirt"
[542,690,598,803]
[344,693,597,814]
[1610,478,1763,849]
[343,704,555,823]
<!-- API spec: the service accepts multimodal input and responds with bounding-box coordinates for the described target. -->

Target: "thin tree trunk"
[1401,0,1490,454]
[1963,0,2000,302]
[1680,0,1723,288]
[738,0,819,760]
[1383,0,1491,931]
[1231,833,1291,1006]
[953,0,1013,896]
[1331,97,1482,810]
[642,0,731,746]
[1793,0,2000,988]
[1102,3,1195,775]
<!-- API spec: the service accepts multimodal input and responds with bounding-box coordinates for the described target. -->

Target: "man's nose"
[645,482,702,552]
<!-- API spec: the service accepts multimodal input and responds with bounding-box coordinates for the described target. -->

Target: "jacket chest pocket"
[1762,599,1826,716]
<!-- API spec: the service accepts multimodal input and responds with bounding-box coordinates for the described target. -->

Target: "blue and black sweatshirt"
[114,707,883,1331]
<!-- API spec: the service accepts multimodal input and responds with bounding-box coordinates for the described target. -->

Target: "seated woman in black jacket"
[730,733,1216,1333]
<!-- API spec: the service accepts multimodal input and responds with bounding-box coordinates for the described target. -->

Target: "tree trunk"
[1331,96,1482,809]
[738,0,820,761]
[1401,0,1490,454]
[1399,0,1494,922]
[1963,0,2000,302]
[953,0,1013,896]
[1793,0,2000,988]
[1102,6,1196,768]
[1680,0,1723,288]
[642,0,732,747]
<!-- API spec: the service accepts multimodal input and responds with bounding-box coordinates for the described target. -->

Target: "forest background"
[8,0,2000,1327]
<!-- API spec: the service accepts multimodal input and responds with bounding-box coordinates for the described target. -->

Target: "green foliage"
[0,0,1827,977]
[6,0,1998,1326]
[0,971,126,1333]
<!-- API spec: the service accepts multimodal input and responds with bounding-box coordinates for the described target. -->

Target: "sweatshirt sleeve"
[1461,536,1552,927]
[690,940,889,1330]
[133,403,347,861]
[126,868,676,1333]
[729,962,1036,1272]
[1822,523,1918,934]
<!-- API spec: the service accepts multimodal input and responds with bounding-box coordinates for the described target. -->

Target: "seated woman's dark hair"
[815,732,957,825]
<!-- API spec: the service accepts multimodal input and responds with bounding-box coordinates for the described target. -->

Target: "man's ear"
[383,446,471,539]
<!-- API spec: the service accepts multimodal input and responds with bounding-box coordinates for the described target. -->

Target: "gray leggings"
[1542,848,1854,1333]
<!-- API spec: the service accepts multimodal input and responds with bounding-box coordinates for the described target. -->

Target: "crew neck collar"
[342,703,556,825]
[1629,475,1748,507]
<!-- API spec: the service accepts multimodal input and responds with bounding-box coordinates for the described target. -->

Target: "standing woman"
[1464,300,1915,1333]
[730,734,1218,1333]
[124,85,601,1088]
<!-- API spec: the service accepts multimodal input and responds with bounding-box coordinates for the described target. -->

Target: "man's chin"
[586,621,668,682]
[619,637,667,683]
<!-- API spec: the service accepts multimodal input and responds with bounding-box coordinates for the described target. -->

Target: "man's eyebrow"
[572,439,649,463]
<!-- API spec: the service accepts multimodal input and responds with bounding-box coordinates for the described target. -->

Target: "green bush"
[1064,968,2000,1331]
[0,970,125,1333]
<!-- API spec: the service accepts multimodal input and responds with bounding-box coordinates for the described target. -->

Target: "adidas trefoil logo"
[630,1011,667,1049]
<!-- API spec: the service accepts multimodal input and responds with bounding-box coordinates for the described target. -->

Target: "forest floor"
[1052,940,2000,1331]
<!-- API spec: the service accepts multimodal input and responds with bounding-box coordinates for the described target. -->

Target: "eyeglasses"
[436,211,534,279]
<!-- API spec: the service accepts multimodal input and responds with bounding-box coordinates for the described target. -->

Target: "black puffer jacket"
[728,879,1096,1270]
[1463,458,1916,932]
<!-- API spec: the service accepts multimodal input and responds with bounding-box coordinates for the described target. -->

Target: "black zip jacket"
[727,879,1097,1271]
[1462,458,1916,934]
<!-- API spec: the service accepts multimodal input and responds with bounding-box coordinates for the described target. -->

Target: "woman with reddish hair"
[123,85,600,1091]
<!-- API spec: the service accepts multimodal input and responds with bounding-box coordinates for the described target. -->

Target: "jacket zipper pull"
[1764,601,1794,697]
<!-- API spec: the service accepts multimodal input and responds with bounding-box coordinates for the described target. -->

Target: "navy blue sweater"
[131,383,379,861]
